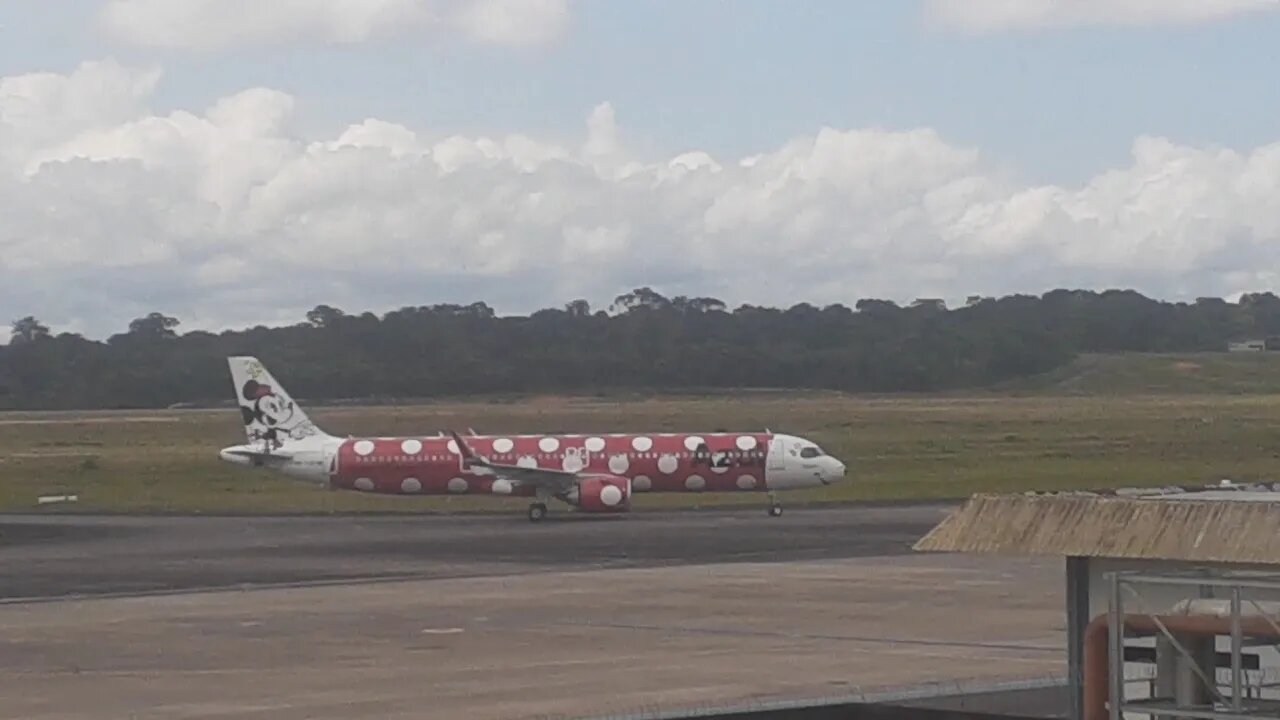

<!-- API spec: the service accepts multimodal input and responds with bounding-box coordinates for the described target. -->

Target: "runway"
[0,504,945,601]
[0,504,1067,719]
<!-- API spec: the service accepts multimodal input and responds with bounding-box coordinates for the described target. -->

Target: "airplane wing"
[448,430,581,492]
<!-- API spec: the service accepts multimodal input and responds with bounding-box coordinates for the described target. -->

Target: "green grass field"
[5,361,1280,514]
[996,351,1280,395]
[4,351,1280,514]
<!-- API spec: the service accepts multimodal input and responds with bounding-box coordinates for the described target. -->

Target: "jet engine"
[565,475,632,513]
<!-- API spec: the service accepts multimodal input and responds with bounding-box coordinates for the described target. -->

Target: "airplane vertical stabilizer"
[228,356,329,451]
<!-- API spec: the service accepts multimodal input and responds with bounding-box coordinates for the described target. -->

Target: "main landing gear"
[767,492,782,517]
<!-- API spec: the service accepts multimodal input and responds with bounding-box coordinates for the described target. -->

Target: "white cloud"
[453,0,570,47]
[4,59,1280,338]
[926,0,1280,32]
[0,58,161,172]
[99,0,569,51]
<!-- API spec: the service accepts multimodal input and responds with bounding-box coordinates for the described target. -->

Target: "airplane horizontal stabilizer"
[222,448,296,460]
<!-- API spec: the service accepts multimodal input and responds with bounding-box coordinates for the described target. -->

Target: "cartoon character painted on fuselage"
[218,356,848,521]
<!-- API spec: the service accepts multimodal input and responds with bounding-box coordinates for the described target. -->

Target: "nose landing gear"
[766,491,782,517]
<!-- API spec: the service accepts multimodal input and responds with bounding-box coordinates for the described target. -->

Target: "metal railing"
[1105,569,1280,720]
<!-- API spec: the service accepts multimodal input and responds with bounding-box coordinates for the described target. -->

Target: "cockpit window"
[800,446,823,459]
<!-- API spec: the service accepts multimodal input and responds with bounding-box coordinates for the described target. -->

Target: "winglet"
[448,430,484,469]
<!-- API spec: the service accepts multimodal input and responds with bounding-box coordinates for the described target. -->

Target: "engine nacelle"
[565,475,632,513]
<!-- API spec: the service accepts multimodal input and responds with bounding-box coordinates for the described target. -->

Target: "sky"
[3,0,1280,339]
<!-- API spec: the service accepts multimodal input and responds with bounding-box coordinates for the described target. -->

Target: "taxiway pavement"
[0,504,945,601]
[0,505,1067,719]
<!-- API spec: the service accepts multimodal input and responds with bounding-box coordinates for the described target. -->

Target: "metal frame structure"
[910,494,1280,719]
[1068,556,1090,720]
[1104,569,1280,720]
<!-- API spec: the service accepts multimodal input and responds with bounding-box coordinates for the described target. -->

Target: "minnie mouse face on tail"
[240,379,295,437]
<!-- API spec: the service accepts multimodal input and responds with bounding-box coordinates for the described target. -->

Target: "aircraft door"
[767,435,787,472]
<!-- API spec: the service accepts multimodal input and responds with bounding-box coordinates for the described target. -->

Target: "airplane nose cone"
[820,458,847,484]
[834,459,848,481]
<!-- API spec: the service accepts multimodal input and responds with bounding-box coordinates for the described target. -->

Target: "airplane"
[218,356,848,522]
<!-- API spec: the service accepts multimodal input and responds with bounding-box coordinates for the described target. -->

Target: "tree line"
[4,288,1280,410]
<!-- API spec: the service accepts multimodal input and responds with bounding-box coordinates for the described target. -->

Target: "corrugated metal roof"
[1020,479,1280,500]
[1159,491,1280,502]
[912,494,1280,564]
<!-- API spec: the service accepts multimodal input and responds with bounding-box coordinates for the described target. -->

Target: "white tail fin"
[228,356,328,450]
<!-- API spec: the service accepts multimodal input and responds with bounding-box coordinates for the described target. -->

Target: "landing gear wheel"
[768,504,783,517]
[528,503,548,523]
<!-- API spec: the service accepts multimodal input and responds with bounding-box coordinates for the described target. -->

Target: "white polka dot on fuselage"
[402,477,422,493]
[517,456,538,468]
[354,477,374,491]
[448,477,468,493]
[609,454,629,475]
[402,439,423,455]
[685,475,705,491]
[658,455,678,474]
[563,454,584,472]
[493,438,514,453]
[684,436,704,451]
[354,440,375,456]
[539,437,560,453]
[631,436,652,452]
[633,475,652,491]
[585,437,606,452]
[736,475,757,490]
[736,436,757,451]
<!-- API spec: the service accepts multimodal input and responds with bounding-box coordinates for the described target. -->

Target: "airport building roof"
[913,492,1280,564]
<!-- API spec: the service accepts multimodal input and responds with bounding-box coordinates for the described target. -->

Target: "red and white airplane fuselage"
[219,357,847,521]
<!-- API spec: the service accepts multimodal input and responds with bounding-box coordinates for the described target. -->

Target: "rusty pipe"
[1084,613,1280,720]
